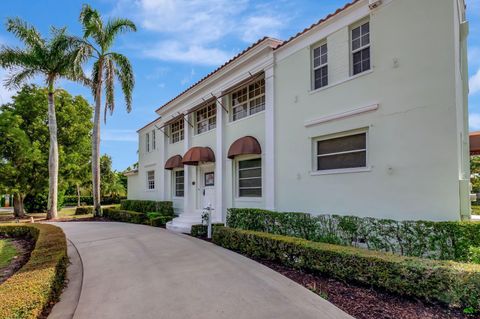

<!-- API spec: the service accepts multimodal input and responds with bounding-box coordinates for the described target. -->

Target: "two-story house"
[126,0,470,232]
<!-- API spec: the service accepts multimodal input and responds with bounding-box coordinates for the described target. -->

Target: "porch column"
[158,126,166,200]
[264,65,275,210]
[215,98,224,222]
[183,114,191,213]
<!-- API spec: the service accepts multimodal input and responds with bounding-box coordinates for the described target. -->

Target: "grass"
[0,239,18,268]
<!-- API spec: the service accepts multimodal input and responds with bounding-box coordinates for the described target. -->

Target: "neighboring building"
[126,0,470,232]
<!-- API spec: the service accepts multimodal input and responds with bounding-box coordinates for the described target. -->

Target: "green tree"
[0,85,92,215]
[0,18,81,219]
[75,5,136,216]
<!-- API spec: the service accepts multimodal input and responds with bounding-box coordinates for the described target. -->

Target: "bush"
[63,195,126,206]
[226,208,480,262]
[75,206,94,215]
[120,200,174,216]
[190,223,225,238]
[24,191,65,213]
[0,223,67,319]
[103,208,147,224]
[213,226,480,310]
[150,216,173,227]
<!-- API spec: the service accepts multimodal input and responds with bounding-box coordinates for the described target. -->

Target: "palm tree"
[0,18,80,219]
[76,5,136,217]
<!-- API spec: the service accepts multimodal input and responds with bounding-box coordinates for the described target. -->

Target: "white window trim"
[170,119,184,144]
[172,169,184,198]
[195,103,217,135]
[350,19,371,76]
[229,78,265,122]
[234,155,263,200]
[311,41,328,90]
[311,128,370,175]
[146,170,155,191]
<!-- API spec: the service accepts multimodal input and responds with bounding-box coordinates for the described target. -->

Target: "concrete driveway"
[50,222,353,319]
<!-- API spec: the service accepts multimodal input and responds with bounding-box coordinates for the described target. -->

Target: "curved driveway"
[51,222,352,319]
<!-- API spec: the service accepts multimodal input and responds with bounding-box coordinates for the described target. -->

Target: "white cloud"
[240,15,283,42]
[470,68,480,95]
[101,129,137,142]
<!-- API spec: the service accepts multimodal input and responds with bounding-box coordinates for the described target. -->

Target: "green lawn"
[0,239,18,268]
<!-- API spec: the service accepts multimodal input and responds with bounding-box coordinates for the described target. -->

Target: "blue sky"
[0,0,479,171]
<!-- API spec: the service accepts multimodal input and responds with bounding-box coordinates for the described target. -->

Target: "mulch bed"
[0,236,34,284]
[255,258,478,319]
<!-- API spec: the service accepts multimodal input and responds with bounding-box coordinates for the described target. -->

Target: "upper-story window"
[170,118,184,144]
[146,133,150,152]
[196,103,216,134]
[231,78,265,121]
[152,129,156,150]
[351,21,370,75]
[312,42,328,90]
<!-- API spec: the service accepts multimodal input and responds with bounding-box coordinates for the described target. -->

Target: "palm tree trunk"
[46,84,59,220]
[13,192,25,218]
[77,183,81,207]
[92,60,103,217]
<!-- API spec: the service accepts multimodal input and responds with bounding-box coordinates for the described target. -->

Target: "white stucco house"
[125,0,471,232]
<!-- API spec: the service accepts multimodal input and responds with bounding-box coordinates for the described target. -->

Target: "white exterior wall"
[274,0,468,220]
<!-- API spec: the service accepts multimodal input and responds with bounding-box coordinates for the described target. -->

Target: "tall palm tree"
[76,5,136,217]
[0,18,80,219]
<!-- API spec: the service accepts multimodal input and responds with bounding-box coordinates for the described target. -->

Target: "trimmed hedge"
[213,226,480,310]
[0,223,68,319]
[74,206,94,215]
[150,216,173,227]
[190,223,225,238]
[120,200,174,216]
[227,208,480,262]
[103,208,148,224]
[63,195,126,206]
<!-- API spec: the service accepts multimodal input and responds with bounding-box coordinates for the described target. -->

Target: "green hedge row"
[120,200,174,216]
[75,206,94,215]
[213,226,480,310]
[103,208,173,227]
[227,208,480,263]
[190,223,225,238]
[0,223,68,319]
[64,195,125,206]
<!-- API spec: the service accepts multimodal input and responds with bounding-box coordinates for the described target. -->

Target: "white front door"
[197,165,215,212]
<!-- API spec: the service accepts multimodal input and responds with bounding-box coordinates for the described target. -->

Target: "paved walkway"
[50,222,352,319]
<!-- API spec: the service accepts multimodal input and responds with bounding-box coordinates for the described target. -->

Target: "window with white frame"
[351,21,370,75]
[237,158,262,197]
[146,133,150,152]
[152,129,156,150]
[196,103,216,134]
[170,119,184,144]
[312,42,328,89]
[147,170,155,190]
[231,78,265,121]
[174,170,184,197]
[315,132,367,171]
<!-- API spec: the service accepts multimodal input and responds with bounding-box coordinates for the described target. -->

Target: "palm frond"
[3,68,37,89]
[103,18,137,50]
[110,52,134,112]
[0,47,34,69]
[79,4,104,48]
[5,18,45,49]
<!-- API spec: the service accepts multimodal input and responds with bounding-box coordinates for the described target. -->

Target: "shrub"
[120,200,174,216]
[213,226,480,310]
[75,206,94,215]
[150,216,173,227]
[0,223,67,319]
[63,195,126,206]
[190,223,225,238]
[24,191,65,213]
[226,208,480,262]
[103,208,147,224]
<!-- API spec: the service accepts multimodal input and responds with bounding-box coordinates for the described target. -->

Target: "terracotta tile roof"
[155,37,283,112]
[274,0,361,50]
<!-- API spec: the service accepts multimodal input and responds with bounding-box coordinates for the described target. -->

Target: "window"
[231,78,265,121]
[196,103,216,134]
[147,170,155,190]
[312,43,328,89]
[315,132,367,171]
[170,119,184,144]
[351,21,370,75]
[174,170,184,197]
[152,129,156,150]
[146,133,150,152]
[238,158,262,197]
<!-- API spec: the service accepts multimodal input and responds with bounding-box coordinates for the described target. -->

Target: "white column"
[264,66,275,210]
[215,99,224,222]
[183,115,191,213]
[158,127,166,201]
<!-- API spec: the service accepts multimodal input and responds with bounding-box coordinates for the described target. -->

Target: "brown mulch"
[0,236,34,284]
[255,259,478,319]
